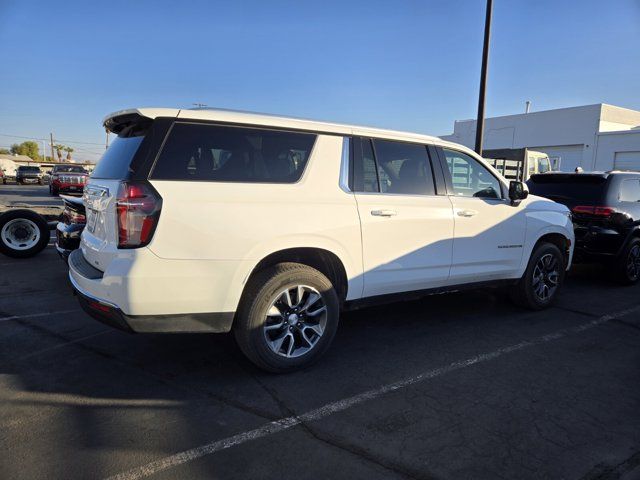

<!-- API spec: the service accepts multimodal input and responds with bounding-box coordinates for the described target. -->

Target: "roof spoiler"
[103,109,154,136]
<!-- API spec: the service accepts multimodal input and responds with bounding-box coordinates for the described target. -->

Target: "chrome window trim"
[339,136,351,193]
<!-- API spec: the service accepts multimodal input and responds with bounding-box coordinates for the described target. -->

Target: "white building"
[441,103,640,172]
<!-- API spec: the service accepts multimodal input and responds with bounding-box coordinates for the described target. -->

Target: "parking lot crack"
[245,373,436,480]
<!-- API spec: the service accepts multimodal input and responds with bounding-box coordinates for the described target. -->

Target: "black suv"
[15,166,43,185]
[528,171,640,283]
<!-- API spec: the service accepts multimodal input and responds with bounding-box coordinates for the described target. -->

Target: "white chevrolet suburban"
[69,108,574,372]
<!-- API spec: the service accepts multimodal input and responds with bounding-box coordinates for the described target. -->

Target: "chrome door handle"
[456,209,478,217]
[371,209,397,217]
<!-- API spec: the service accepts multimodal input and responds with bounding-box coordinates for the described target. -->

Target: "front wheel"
[510,242,565,310]
[234,262,340,373]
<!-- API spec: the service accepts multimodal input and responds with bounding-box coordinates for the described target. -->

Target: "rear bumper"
[68,249,235,333]
[573,226,625,261]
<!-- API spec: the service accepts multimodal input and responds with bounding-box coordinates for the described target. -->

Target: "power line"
[0,132,104,146]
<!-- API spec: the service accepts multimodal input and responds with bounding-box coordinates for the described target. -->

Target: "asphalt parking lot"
[1,186,640,480]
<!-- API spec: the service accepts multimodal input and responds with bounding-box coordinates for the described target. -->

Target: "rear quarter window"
[91,136,144,179]
[150,123,316,183]
[527,175,608,203]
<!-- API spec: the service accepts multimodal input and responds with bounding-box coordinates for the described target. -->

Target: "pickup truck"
[485,148,554,182]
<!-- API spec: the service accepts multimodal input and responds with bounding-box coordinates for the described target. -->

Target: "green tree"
[10,141,41,161]
[54,144,65,162]
[64,146,74,161]
[0,148,10,154]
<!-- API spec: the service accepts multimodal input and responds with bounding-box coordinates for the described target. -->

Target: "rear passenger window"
[151,123,316,183]
[351,139,379,192]
[619,179,640,202]
[373,140,435,195]
[352,138,435,195]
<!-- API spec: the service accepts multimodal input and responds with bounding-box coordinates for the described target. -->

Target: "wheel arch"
[243,247,349,305]
[532,232,572,267]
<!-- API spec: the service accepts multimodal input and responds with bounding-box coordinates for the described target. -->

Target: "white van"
[68,107,574,372]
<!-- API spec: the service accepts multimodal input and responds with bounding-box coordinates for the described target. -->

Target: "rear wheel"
[234,262,340,373]
[0,210,50,258]
[614,238,640,285]
[511,242,565,310]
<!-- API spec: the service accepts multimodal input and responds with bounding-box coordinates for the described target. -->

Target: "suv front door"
[351,137,454,297]
[439,147,526,282]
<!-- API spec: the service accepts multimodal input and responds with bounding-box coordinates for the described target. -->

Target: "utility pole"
[42,140,47,163]
[50,133,55,162]
[474,0,493,156]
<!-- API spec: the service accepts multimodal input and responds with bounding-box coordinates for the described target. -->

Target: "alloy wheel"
[263,285,328,358]
[532,253,560,302]
[627,244,640,281]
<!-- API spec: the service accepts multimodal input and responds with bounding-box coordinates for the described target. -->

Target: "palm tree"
[54,144,65,162]
[64,146,74,161]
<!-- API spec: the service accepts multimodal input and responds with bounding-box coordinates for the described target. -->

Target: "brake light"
[116,182,162,248]
[571,205,617,217]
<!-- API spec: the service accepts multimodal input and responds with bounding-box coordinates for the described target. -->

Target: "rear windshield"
[151,123,316,183]
[18,166,40,172]
[527,175,607,204]
[91,136,144,179]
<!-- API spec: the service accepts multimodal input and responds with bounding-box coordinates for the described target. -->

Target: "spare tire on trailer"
[0,209,50,258]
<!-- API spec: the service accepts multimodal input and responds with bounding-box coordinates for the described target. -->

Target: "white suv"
[69,107,574,372]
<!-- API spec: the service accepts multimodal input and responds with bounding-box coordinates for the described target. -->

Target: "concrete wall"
[441,104,640,172]
[593,130,640,171]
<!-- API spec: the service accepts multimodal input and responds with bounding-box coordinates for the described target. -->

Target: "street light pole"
[474,0,493,156]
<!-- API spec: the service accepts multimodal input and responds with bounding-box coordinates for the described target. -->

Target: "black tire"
[613,238,640,285]
[38,179,43,185]
[510,242,565,310]
[234,262,340,373]
[49,185,58,196]
[0,210,50,258]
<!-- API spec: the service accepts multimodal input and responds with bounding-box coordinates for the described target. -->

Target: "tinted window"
[151,123,316,183]
[527,175,607,205]
[372,139,435,195]
[91,136,144,179]
[352,138,379,192]
[18,166,40,172]
[442,149,501,199]
[56,166,86,173]
[619,178,640,203]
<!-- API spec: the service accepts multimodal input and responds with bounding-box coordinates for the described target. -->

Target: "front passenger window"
[442,148,502,199]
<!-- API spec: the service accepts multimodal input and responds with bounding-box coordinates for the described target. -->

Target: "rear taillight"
[571,205,617,217]
[63,209,86,224]
[116,182,162,248]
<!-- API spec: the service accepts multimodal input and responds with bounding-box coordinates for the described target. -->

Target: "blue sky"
[1,0,639,162]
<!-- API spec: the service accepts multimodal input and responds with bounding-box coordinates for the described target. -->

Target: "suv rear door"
[351,137,454,297]
[82,136,145,270]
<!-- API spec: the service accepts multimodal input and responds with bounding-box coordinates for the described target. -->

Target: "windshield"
[538,158,551,173]
[18,166,40,172]
[56,166,86,173]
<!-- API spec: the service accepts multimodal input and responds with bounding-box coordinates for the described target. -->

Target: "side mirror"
[509,181,529,205]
